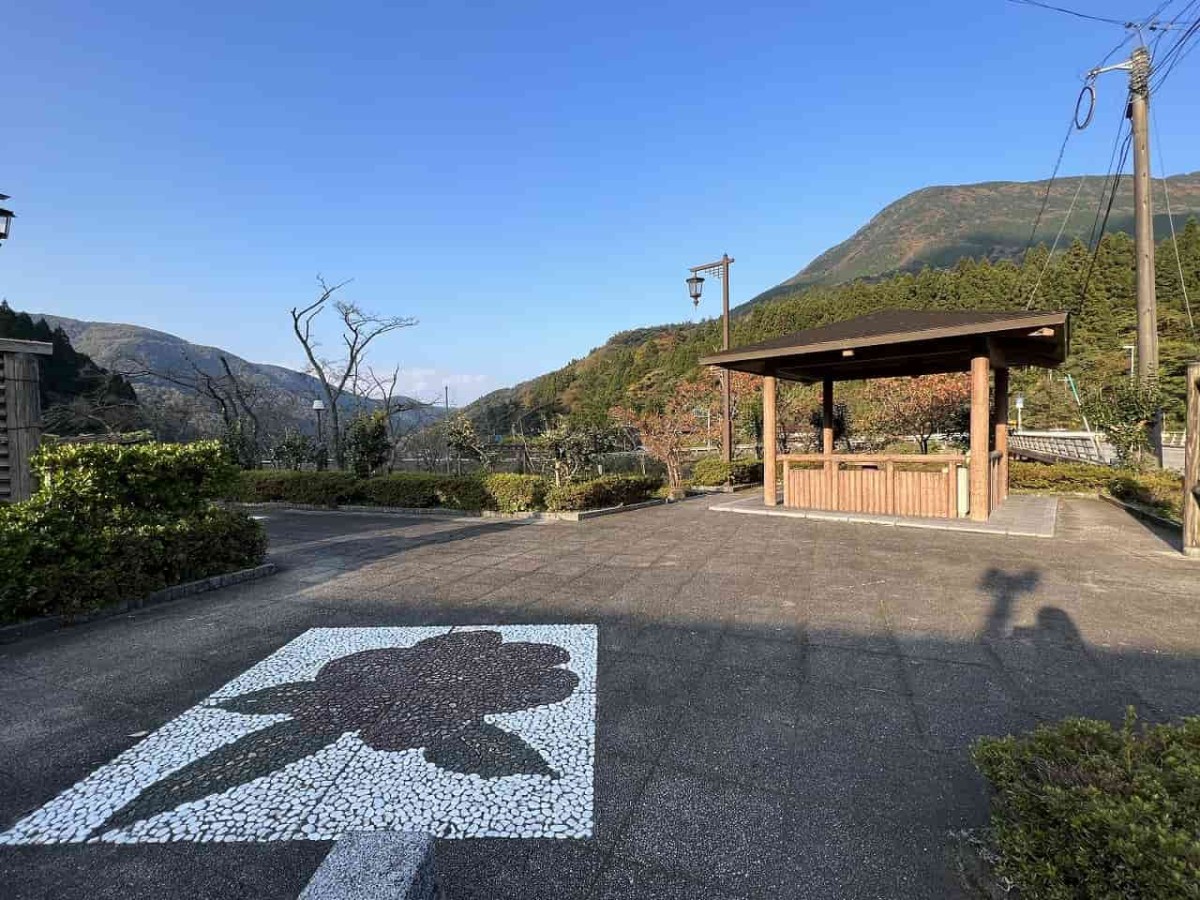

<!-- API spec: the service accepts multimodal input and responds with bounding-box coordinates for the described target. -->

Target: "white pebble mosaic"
[0,625,596,845]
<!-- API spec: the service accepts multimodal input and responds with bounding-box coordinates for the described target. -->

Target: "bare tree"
[118,352,281,464]
[289,276,417,467]
[361,364,436,471]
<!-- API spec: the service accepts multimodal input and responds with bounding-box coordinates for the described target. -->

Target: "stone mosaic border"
[0,624,596,845]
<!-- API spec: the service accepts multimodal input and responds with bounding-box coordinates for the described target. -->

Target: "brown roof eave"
[699,311,1068,368]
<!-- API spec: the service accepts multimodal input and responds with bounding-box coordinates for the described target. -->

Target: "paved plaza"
[1,497,1198,898]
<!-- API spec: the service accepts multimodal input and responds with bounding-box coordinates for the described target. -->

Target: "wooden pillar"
[822,377,836,507]
[821,376,834,455]
[969,354,991,522]
[1184,361,1200,557]
[763,375,777,507]
[993,366,1009,504]
[3,352,44,503]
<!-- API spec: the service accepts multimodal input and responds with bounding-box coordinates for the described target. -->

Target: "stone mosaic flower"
[94,630,578,836]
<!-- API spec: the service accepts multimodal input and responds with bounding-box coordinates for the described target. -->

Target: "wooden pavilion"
[700,309,1069,522]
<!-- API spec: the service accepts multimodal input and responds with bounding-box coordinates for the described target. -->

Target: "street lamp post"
[311,399,327,469]
[0,194,16,246]
[687,254,735,464]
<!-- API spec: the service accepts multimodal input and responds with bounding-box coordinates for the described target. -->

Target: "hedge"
[226,470,654,514]
[973,713,1200,899]
[1,442,265,624]
[1010,460,1185,521]
[545,475,661,512]
[691,457,764,486]
[484,474,548,513]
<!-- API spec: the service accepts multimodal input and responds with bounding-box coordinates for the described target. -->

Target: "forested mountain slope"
[465,225,1200,434]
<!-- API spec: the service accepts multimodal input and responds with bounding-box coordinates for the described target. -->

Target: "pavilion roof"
[699,309,1068,382]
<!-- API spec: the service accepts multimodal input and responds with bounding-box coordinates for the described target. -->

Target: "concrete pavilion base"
[709,492,1058,538]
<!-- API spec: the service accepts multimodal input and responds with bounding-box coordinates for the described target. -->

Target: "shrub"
[691,457,763,486]
[227,470,365,506]
[1,498,265,623]
[545,475,661,512]
[1109,469,1186,521]
[434,476,493,511]
[359,473,444,508]
[33,440,235,518]
[973,713,1200,899]
[484,474,548,513]
[1,440,267,624]
[1010,461,1184,522]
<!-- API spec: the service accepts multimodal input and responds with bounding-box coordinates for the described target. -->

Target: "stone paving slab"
[0,498,1197,899]
[710,493,1059,537]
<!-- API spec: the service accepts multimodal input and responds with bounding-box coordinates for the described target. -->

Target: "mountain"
[0,303,140,435]
[744,172,1200,307]
[27,313,441,439]
[459,173,1200,435]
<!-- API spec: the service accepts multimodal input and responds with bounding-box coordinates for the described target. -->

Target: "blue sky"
[4,1,1199,404]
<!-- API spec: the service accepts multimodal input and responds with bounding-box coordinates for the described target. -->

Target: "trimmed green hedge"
[973,714,1200,899]
[1,442,265,624]
[691,457,764,486]
[226,470,658,514]
[1010,460,1184,521]
[545,475,660,512]
[484,474,548,513]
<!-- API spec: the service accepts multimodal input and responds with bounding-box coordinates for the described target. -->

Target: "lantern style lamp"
[686,274,704,307]
[0,195,14,244]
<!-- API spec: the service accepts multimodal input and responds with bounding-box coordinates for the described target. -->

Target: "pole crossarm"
[689,257,735,279]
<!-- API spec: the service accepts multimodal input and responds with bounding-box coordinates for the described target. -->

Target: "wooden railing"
[779,454,965,519]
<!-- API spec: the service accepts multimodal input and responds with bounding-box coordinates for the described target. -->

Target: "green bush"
[484,474,548,513]
[358,473,443,508]
[2,441,265,624]
[1,505,265,622]
[1109,469,1186,521]
[1010,461,1184,521]
[33,440,235,518]
[691,457,764,486]
[1009,460,1118,493]
[227,470,366,506]
[973,713,1200,899]
[435,476,493,511]
[545,475,661,511]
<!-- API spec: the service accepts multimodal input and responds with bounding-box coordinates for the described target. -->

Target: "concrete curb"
[0,563,279,644]
[228,498,670,522]
[299,831,440,900]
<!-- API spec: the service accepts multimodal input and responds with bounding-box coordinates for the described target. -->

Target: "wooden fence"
[780,454,965,519]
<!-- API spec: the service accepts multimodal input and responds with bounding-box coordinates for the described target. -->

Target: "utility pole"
[1092,43,1162,462]
[1129,46,1158,392]
[444,385,451,475]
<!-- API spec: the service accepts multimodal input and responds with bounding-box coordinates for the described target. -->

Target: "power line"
[1151,106,1197,336]
[1026,175,1089,308]
[1007,0,1128,25]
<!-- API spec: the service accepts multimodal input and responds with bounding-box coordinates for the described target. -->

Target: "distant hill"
[0,303,140,434]
[743,172,1200,308]
[457,171,1200,434]
[28,313,441,439]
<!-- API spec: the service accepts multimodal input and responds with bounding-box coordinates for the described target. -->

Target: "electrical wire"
[1026,175,1089,308]
[1007,0,1128,25]
[1078,129,1133,311]
[1151,107,1197,336]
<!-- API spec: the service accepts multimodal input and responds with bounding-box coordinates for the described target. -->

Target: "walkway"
[0,499,1197,898]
